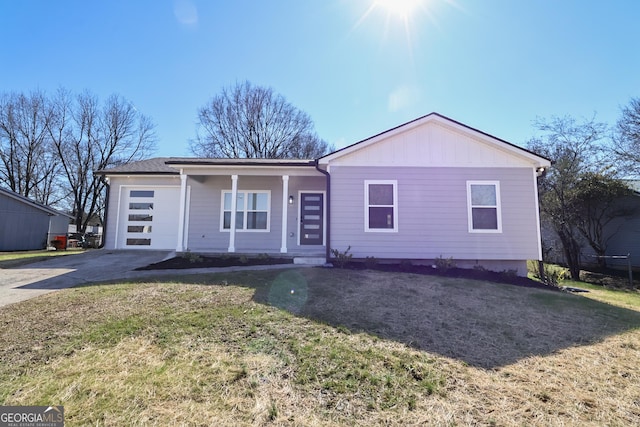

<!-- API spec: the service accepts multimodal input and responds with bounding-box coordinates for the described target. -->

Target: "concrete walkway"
[0,250,302,308]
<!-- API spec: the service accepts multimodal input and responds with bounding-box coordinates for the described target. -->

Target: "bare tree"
[613,97,640,177]
[191,81,332,159]
[527,115,609,280]
[49,90,157,232]
[0,91,62,205]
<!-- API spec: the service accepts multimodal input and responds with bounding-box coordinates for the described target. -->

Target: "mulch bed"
[341,262,559,291]
[136,254,556,291]
[135,255,293,270]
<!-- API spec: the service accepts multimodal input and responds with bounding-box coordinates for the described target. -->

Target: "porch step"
[293,257,326,265]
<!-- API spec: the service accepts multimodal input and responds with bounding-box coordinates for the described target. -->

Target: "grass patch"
[528,261,640,310]
[0,249,84,268]
[1,268,640,425]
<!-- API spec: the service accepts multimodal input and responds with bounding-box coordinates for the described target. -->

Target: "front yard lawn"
[1,267,639,425]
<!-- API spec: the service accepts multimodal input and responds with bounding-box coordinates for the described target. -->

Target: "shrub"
[330,246,352,268]
[180,250,202,264]
[530,261,567,287]
[434,255,456,272]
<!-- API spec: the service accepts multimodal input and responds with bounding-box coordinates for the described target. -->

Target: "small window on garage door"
[126,190,155,246]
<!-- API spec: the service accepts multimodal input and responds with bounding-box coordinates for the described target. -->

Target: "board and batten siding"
[327,120,536,168]
[329,166,540,261]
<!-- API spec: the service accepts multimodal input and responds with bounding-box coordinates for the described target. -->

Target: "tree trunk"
[557,228,582,281]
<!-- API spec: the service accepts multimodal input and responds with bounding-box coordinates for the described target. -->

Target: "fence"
[590,254,633,287]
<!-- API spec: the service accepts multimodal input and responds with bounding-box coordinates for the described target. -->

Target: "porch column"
[176,172,188,252]
[228,175,238,252]
[280,175,289,253]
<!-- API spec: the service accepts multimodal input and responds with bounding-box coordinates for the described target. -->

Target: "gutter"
[315,160,331,262]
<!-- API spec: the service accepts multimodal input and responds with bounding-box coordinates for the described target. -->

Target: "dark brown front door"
[299,193,324,245]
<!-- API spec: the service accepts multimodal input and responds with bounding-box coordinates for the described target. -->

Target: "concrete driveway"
[0,250,172,307]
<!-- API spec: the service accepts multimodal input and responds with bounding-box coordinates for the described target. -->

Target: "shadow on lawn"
[246,267,640,369]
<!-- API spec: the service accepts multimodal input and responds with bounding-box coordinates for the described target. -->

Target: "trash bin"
[53,235,67,250]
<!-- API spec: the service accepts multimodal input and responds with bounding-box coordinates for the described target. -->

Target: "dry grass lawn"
[1,267,639,426]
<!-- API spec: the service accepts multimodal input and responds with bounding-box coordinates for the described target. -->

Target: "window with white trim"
[221,191,270,231]
[467,181,502,232]
[365,180,398,232]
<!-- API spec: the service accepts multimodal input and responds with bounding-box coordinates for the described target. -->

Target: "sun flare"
[351,0,447,57]
[374,0,424,20]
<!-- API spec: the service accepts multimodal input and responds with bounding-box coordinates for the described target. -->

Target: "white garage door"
[117,187,181,249]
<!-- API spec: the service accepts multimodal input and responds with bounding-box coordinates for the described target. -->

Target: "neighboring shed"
[569,180,640,269]
[0,187,72,251]
[583,180,640,268]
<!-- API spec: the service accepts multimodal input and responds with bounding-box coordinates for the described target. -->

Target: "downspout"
[315,160,331,262]
[98,176,110,249]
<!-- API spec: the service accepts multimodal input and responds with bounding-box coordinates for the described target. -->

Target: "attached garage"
[115,186,182,249]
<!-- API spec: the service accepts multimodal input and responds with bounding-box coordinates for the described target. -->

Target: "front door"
[299,192,324,245]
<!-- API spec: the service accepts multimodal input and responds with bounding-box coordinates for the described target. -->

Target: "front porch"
[169,159,328,257]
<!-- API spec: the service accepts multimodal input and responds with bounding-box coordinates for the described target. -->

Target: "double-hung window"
[467,181,502,232]
[365,180,398,232]
[221,191,270,231]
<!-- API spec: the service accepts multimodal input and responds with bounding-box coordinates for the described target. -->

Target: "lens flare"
[374,0,424,20]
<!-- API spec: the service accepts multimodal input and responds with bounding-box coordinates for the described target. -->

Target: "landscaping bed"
[135,254,293,270]
[136,253,555,290]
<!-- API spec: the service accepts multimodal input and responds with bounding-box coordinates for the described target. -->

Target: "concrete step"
[293,257,326,265]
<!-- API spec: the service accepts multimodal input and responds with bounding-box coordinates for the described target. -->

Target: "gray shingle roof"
[95,158,180,175]
[0,186,72,217]
[96,157,317,175]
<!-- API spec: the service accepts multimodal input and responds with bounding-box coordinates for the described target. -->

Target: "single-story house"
[0,186,73,251]
[97,113,551,275]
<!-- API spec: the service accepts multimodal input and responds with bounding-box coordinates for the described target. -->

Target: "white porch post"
[176,172,188,252]
[228,174,238,252]
[280,175,289,253]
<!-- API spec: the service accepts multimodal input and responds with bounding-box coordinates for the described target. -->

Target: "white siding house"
[98,113,551,275]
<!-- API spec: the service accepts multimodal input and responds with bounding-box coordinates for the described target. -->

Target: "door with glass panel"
[299,192,324,245]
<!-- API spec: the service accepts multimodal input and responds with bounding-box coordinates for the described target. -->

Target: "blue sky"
[1,0,639,157]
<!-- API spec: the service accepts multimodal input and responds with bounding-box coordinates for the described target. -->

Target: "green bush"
[530,261,567,287]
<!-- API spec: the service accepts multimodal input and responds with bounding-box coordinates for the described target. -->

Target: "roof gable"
[319,113,551,169]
